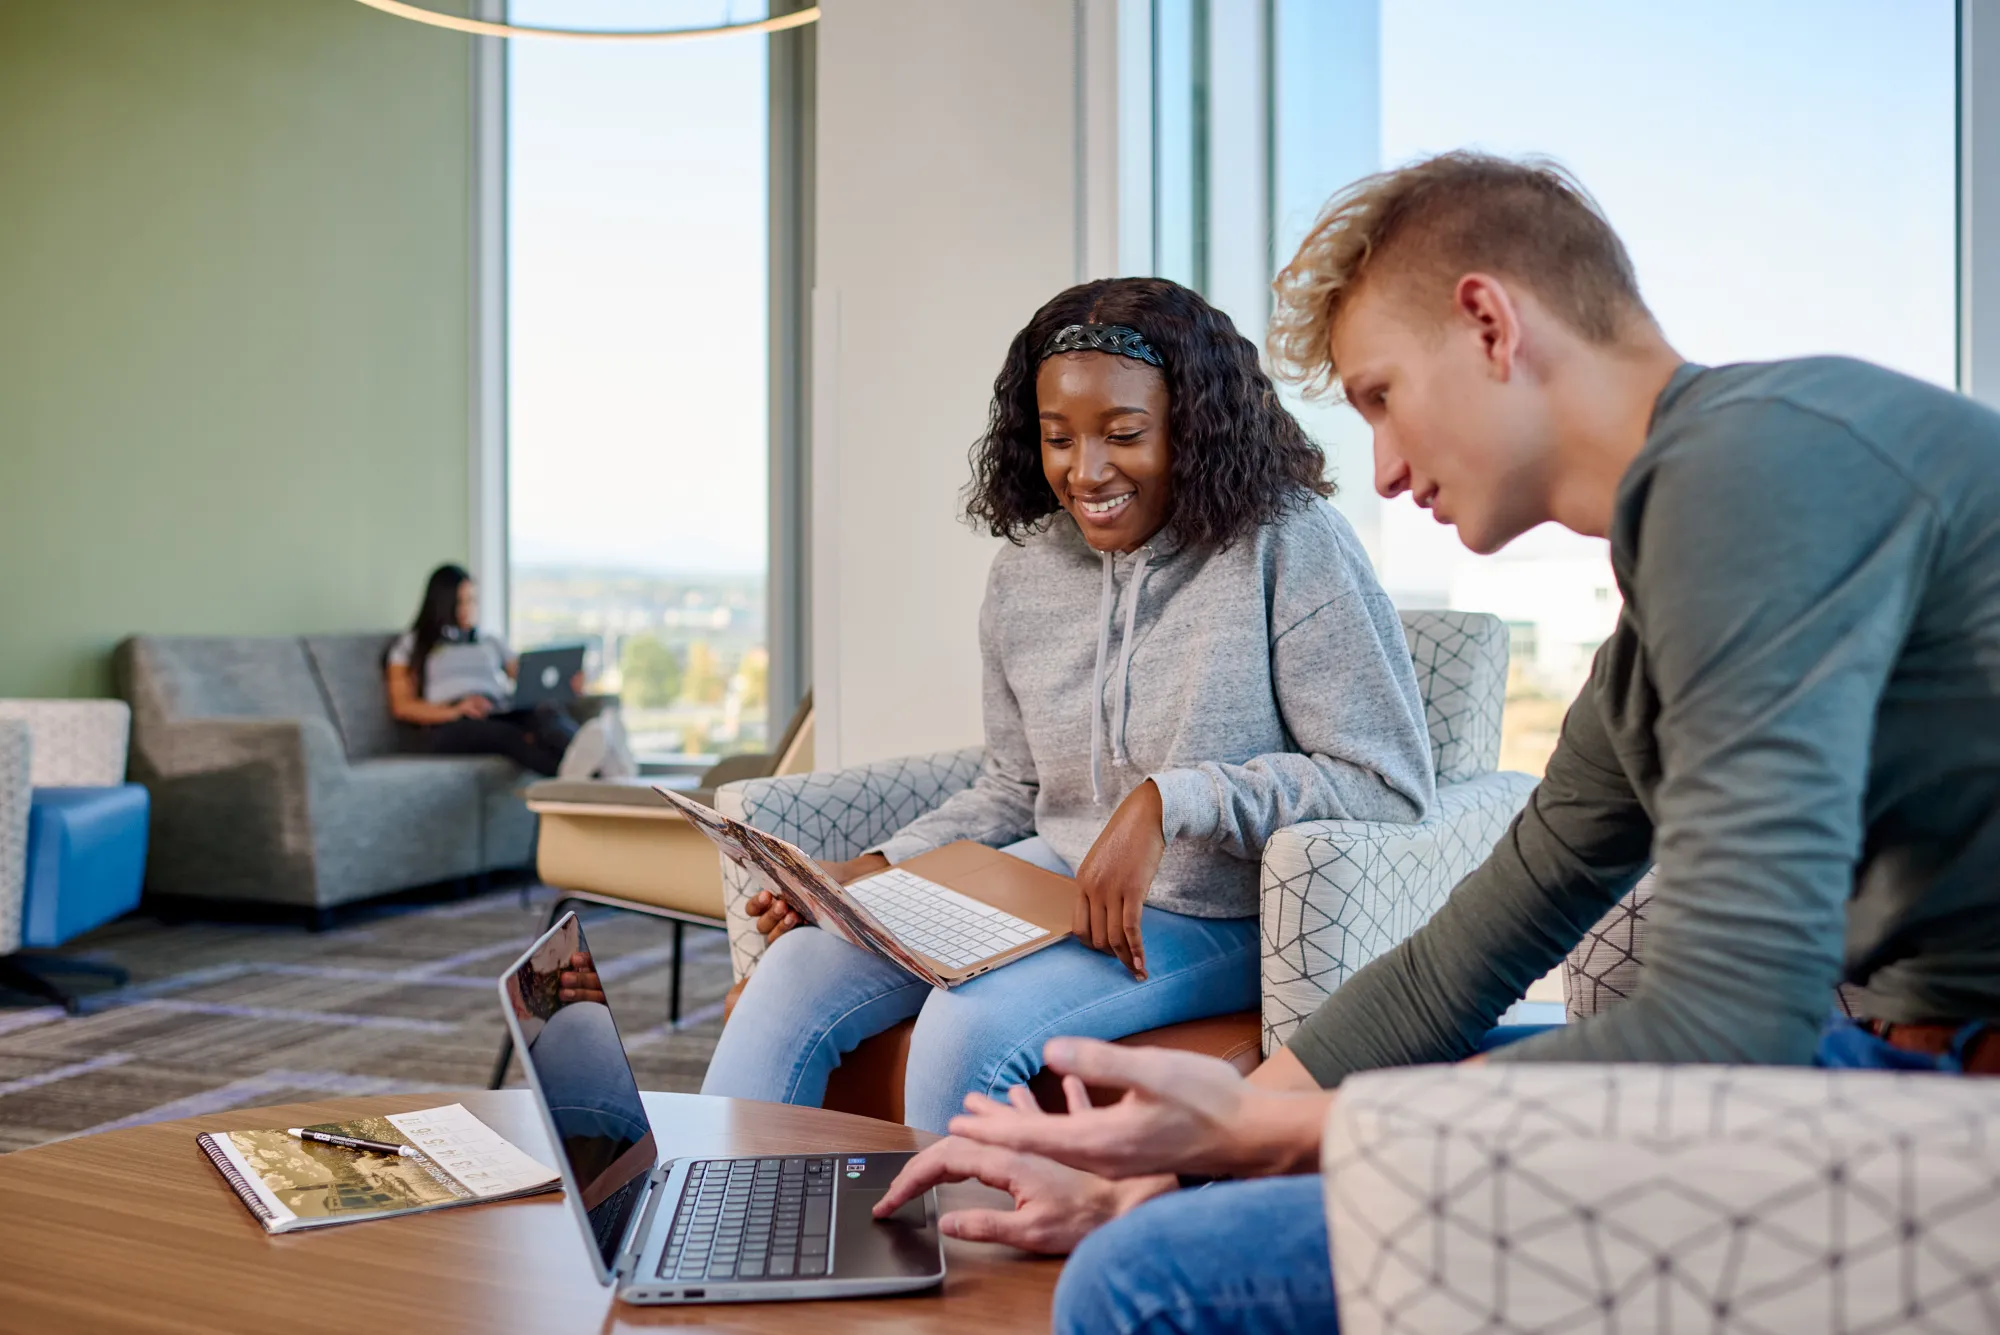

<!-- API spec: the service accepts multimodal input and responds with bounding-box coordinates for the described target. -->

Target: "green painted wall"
[0,0,477,697]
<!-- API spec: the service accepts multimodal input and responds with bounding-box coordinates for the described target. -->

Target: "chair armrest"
[0,699,132,787]
[133,715,348,903]
[0,719,29,954]
[139,714,346,784]
[1258,770,1537,1053]
[711,746,984,981]
[700,753,774,790]
[1320,1063,2000,1332]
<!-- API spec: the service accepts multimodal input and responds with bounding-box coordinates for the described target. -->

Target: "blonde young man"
[868,152,2000,1333]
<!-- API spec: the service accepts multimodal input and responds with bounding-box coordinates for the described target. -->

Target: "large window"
[506,2,773,762]
[1264,0,1959,774]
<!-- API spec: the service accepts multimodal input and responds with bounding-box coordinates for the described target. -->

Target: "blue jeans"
[700,838,1259,1133]
[1815,1014,1996,1070]
[1055,1176,1335,1334]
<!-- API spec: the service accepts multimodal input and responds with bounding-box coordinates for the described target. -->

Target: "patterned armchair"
[1315,871,2000,1332]
[0,701,148,1008]
[1319,1061,2000,1334]
[716,610,1537,1056]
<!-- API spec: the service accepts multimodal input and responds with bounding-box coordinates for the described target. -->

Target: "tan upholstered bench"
[528,778,730,921]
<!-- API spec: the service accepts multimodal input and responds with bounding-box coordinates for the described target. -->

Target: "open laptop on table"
[498,912,946,1306]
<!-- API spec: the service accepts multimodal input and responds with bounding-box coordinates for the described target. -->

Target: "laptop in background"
[497,912,947,1306]
[511,643,586,708]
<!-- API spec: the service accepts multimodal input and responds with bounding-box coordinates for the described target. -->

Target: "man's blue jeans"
[1055,1176,1336,1334]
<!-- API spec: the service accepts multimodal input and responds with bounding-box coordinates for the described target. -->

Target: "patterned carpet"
[0,884,733,1153]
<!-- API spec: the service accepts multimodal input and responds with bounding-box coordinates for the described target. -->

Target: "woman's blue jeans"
[700,838,1258,1134]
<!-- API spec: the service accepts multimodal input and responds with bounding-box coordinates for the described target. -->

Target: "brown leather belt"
[1863,1019,2000,1075]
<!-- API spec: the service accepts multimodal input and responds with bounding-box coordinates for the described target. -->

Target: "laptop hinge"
[613,1162,673,1283]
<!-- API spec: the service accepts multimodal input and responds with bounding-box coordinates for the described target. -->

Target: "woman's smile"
[1075,491,1137,520]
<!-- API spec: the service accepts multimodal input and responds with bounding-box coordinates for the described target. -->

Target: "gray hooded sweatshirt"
[874,495,1435,919]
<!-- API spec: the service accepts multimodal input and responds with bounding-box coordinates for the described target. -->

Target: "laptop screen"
[501,914,657,1272]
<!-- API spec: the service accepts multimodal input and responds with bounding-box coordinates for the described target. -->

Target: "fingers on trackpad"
[865,1191,931,1227]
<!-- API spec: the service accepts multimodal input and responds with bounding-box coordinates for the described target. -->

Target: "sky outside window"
[1287,0,1957,771]
[507,1,772,757]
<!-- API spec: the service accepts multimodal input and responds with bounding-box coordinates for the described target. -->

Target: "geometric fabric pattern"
[1563,870,1656,1022]
[1260,770,1537,1053]
[713,747,984,981]
[0,699,132,788]
[0,719,30,955]
[1399,609,1508,785]
[1563,871,1866,1022]
[1322,1063,2000,1335]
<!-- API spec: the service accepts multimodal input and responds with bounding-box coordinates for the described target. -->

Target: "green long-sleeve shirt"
[1289,357,2000,1083]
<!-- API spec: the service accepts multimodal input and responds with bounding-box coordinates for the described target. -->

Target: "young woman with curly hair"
[701,277,1435,1133]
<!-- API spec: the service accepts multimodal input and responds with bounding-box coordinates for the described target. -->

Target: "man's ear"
[1453,273,1522,381]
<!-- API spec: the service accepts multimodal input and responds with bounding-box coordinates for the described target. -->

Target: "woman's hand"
[557,950,605,1004]
[1073,781,1166,979]
[747,854,887,946]
[744,890,800,945]
[455,695,494,720]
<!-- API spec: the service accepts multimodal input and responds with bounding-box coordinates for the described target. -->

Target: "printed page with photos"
[198,1103,559,1233]
[652,786,952,987]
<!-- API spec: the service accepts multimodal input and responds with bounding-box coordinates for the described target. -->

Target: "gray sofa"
[115,632,538,911]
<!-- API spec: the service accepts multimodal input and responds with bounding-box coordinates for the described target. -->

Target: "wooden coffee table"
[0,1091,1061,1334]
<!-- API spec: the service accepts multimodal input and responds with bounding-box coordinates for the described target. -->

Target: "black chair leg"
[0,957,85,1015]
[670,920,685,1027]
[489,896,580,1090]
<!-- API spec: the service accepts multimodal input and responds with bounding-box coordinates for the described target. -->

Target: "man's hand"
[456,695,494,720]
[949,1038,1331,1180]
[1073,781,1166,979]
[874,1081,1174,1254]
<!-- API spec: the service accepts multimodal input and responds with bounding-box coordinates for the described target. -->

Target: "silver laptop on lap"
[497,912,946,1306]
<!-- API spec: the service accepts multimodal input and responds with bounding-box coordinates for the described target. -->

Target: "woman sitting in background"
[386,563,634,779]
[702,277,1436,1133]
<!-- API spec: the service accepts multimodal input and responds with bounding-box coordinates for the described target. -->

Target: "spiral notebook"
[198,1103,559,1234]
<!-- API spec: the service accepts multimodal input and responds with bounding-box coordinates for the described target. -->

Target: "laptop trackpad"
[863,1190,930,1228]
[838,1186,943,1280]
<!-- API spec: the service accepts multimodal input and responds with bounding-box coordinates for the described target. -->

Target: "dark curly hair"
[965,277,1333,551]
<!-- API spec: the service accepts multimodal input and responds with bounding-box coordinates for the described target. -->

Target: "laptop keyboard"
[846,868,1049,970]
[658,1157,837,1282]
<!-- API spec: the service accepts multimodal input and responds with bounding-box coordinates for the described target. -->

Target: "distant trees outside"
[619,635,683,709]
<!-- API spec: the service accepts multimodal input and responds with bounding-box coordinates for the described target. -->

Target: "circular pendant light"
[352,0,819,42]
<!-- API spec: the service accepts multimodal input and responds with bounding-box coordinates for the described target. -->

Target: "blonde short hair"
[1268,152,1653,396]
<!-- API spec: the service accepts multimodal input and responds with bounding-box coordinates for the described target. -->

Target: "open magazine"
[198,1103,558,1233]
[652,786,953,988]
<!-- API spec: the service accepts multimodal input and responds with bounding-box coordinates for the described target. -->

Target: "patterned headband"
[1038,323,1165,369]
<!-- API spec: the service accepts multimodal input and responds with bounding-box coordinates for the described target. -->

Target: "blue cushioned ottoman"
[23,786,149,948]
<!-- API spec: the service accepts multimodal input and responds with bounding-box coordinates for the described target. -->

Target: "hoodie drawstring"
[1109,551,1150,769]
[1089,555,1116,804]
[1089,549,1152,805]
